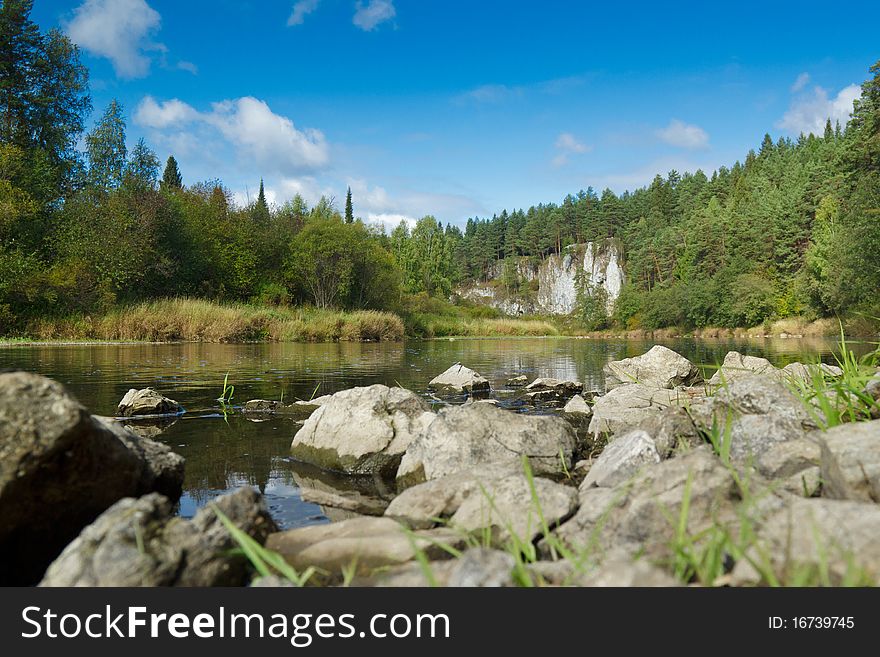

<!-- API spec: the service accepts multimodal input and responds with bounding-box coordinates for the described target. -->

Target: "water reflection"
[0,336,864,529]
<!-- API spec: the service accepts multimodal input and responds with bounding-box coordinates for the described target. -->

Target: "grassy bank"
[15,298,406,343]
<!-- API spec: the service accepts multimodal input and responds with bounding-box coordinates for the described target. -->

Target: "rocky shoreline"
[2,344,879,587]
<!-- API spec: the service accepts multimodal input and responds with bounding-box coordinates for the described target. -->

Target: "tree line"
[2,0,878,333]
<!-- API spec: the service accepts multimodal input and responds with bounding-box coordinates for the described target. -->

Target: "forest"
[2,0,879,338]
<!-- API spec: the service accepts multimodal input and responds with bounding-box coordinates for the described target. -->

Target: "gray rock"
[703,375,816,461]
[372,548,515,587]
[396,403,576,487]
[636,407,702,458]
[505,375,528,387]
[865,373,880,418]
[577,558,681,587]
[290,385,435,477]
[604,345,703,391]
[731,498,880,585]
[0,372,185,585]
[818,419,880,502]
[385,464,578,542]
[781,362,844,384]
[581,430,661,489]
[428,363,490,393]
[524,377,583,396]
[40,488,277,587]
[117,388,182,417]
[550,447,738,561]
[588,384,703,437]
[708,351,778,386]
[265,517,464,575]
[563,394,592,416]
[756,438,821,480]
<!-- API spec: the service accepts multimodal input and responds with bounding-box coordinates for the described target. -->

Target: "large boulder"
[581,429,661,488]
[708,351,778,385]
[695,375,816,462]
[549,447,739,561]
[290,385,435,477]
[0,371,185,585]
[40,488,277,587]
[588,384,703,437]
[604,345,702,391]
[117,387,182,417]
[265,517,465,576]
[818,419,880,502]
[385,465,578,542]
[396,403,576,487]
[731,498,880,585]
[428,363,490,393]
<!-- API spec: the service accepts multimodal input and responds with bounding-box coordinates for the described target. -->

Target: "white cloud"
[353,0,396,31]
[288,0,320,26]
[134,96,329,175]
[134,96,200,129]
[365,213,417,230]
[791,72,810,93]
[777,84,861,136]
[177,60,198,75]
[655,119,710,150]
[65,0,163,78]
[555,132,590,154]
[455,84,521,105]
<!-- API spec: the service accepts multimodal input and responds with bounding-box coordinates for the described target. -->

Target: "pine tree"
[86,99,127,191]
[345,186,354,223]
[254,178,270,222]
[160,155,182,190]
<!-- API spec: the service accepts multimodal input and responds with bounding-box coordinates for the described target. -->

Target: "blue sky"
[33,0,879,228]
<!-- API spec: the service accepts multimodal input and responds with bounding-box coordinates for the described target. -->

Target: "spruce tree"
[345,186,354,223]
[160,155,182,190]
[254,178,270,222]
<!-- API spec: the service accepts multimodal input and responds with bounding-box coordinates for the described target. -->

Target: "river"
[0,336,860,529]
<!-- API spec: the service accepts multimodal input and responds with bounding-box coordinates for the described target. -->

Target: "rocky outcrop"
[290,385,435,477]
[40,488,277,587]
[396,403,576,487]
[0,371,185,585]
[428,363,490,393]
[604,345,703,391]
[385,464,578,542]
[117,387,182,417]
[458,239,624,316]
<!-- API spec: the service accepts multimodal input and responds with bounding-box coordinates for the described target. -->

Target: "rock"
[300,487,388,516]
[0,372,185,585]
[506,375,528,387]
[865,374,880,419]
[428,363,490,393]
[577,558,681,587]
[524,377,583,396]
[243,399,320,419]
[117,387,182,417]
[756,438,821,480]
[581,430,661,489]
[396,403,576,487]
[250,575,296,587]
[708,351,778,385]
[818,419,880,502]
[701,375,816,462]
[290,385,435,477]
[40,488,277,587]
[731,498,880,585]
[385,465,578,542]
[265,517,464,575]
[781,362,844,384]
[636,407,702,458]
[563,394,592,415]
[550,447,738,561]
[373,548,515,587]
[604,345,703,391]
[588,384,703,437]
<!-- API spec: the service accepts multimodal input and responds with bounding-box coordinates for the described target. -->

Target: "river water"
[0,337,859,529]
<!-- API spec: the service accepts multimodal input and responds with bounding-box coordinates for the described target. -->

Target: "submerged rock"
[0,371,185,585]
[428,363,490,393]
[524,377,583,396]
[290,385,435,477]
[117,387,182,417]
[385,464,578,542]
[40,488,277,587]
[396,403,576,487]
[242,399,320,420]
[604,345,703,391]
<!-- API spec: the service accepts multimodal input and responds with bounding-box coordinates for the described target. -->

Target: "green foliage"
[160,155,182,190]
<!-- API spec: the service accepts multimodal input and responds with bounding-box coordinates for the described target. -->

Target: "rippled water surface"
[0,336,859,528]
